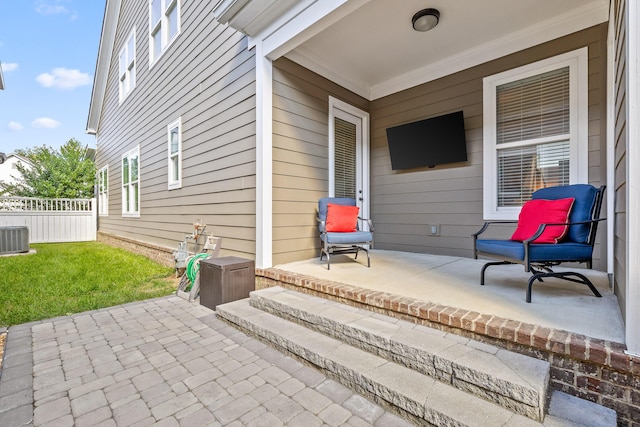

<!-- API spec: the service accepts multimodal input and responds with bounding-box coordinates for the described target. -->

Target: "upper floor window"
[482,48,588,220]
[122,147,140,217]
[167,118,182,189]
[118,30,136,103]
[98,165,109,216]
[149,0,180,64]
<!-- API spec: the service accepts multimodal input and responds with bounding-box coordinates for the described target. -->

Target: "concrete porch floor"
[274,250,625,345]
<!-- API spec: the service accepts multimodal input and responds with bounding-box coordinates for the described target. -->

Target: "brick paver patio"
[0,296,411,426]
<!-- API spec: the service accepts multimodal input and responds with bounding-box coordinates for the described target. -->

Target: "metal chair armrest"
[317,217,326,233]
[472,220,518,237]
[358,217,375,232]
[524,218,607,243]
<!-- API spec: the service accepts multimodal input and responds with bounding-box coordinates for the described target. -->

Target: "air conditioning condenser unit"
[0,226,29,255]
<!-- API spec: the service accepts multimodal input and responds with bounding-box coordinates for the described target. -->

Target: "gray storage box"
[199,256,255,310]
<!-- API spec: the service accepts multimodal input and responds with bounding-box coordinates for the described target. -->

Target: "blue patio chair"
[472,184,606,303]
[317,197,374,270]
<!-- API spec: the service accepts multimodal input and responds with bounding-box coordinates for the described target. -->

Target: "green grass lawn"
[0,241,176,327]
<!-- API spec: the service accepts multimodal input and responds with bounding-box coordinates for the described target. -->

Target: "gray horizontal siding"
[271,58,369,265]
[370,24,608,266]
[95,0,257,259]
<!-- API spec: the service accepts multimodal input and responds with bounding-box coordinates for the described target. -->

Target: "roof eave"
[86,0,121,135]
[0,61,5,90]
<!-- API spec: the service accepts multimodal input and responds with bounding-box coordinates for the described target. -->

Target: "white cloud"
[35,0,69,16]
[34,0,78,21]
[36,68,91,90]
[31,118,61,129]
[8,122,24,131]
[1,63,18,72]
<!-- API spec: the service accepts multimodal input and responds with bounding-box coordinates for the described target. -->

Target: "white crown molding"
[284,48,371,99]
[282,0,608,101]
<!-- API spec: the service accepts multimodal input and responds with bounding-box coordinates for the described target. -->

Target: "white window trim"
[122,146,141,217]
[482,47,589,220]
[148,0,181,67]
[118,29,136,104]
[167,117,182,190]
[98,165,109,217]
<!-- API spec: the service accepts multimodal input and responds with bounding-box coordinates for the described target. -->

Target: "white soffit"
[283,0,609,100]
[214,0,308,37]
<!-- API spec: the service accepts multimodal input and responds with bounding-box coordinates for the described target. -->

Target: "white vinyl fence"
[0,197,97,243]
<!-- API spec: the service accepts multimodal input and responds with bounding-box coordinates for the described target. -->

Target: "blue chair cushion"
[318,197,357,222]
[476,239,594,263]
[325,231,373,245]
[532,184,597,243]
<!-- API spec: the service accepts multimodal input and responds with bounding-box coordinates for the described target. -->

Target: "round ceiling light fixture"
[412,8,440,32]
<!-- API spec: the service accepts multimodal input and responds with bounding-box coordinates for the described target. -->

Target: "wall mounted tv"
[386,110,467,170]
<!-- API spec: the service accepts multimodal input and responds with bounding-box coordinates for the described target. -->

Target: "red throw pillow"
[510,198,575,243]
[326,204,359,232]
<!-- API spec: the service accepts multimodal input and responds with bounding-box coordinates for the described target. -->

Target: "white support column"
[626,0,640,356]
[255,41,273,269]
[606,0,615,281]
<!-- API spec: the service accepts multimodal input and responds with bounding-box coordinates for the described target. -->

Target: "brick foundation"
[256,268,640,427]
[98,232,175,268]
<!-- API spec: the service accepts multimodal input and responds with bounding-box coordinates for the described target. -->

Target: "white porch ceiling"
[216,0,609,100]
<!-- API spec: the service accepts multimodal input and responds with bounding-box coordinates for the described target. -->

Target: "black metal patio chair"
[472,184,606,302]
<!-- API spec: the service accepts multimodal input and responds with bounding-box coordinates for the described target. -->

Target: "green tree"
[3,138,96,199]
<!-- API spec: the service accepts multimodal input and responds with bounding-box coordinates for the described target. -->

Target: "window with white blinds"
[497,141,570,206]
[496,67,570,206]
[167,118,181,190]
[483,48,588,219]
[334,117,357,199]
[98,166,108,216]
[496,67,569,144]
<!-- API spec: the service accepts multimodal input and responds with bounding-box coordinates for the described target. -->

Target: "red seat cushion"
[511,198,575,243]
[326,204,359,232]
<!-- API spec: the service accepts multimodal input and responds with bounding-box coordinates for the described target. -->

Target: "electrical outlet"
[430,224,440,236]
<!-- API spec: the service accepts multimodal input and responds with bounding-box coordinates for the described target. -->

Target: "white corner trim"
[255,42,273,269]
[370,1,608,100]
[606,0,615,279]
[626,0,640,357]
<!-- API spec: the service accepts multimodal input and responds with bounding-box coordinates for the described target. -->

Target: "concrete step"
[215,287,616,426]
[249,286,549,421]
[216,298,537,426]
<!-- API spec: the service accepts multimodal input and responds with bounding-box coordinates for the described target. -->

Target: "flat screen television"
[386,110,467,170]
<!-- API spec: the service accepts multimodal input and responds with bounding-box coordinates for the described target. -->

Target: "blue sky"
[0,0,104,155]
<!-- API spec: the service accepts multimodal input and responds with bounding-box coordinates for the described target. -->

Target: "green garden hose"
[186,253,210,284]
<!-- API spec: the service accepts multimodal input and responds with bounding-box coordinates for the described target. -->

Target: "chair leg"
[320,247,331,270]
[480,261,512,285]
[526,271,602,303]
